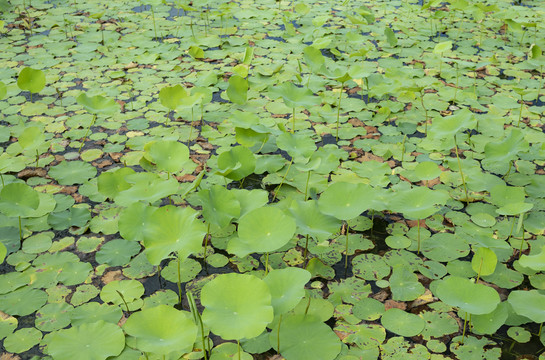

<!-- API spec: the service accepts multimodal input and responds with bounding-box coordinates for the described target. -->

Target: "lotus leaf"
[0,183,40,217]
[435,276,500,315]
[76,93,119,115]
[118,202,157,242]
[289,199,341,240]
[3,327,42,354]
[390,186,449,220]
[201,273,273,340]
[47,320,125,360]
[381,308,425,337]
[226,75,248,105]
[508,290,545,323]
[17,67,45,95]
[159,84,188,110]
[97,167,135,200]
[263,267,311,315]
[49,161,97,185]
[269,314,341,360]
[142,205,206,265]
[124,305,197,355]
[217,145,256,181]
[228,206,296,257]
[196,185,241,229]
[318,182,377,220]
[142,140,189,173]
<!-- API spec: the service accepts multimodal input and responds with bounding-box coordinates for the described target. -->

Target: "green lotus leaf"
[95,239,141,266]
[196,185,240,229]
[508,290,545,323]
[47,320,125,360]
[318,182,377,221]
[217,145,256,181]
[276,132,316,162]
[519,245,545,271]
[303,45,325,73]
[118,202,157,242]
[269,314,341,360]
[159,84,188,110]
[0,242,6,264]
[414,161,441,181]
[381,308,425,337]
[211,342,253,360]
[142,140,189,173]
[483,128,529,174]
[0,81,6,100]
[69,302,122,326]
[384,27,398,47]
[289,199,341,240]
[390,186,449,220]
[389,265,425,301]
[97,167,135,200]
[228,206,296,257]
[231,189,269,218]
[114,174,179,207]
[433,40,452,54]
[3,327,42,353]
[49,161,97,185]
[124,305,197,355]
[17,67,45,94]
[0,286,47,316]
[76,93,119,115]
[270,82,321,108]
[471,247,497,277]
[435,276,500,315]
[48,205,91,230]
[100,279,145,307]
[263,267,311,315]
[35,302,73,332]
[226,74,248,105]
[0,183,40,217]
[143,205,207,265]
[202,273,273,340]
[0,311,17,339]
[18,126,45,150]
[471,301,509,335]
[429,108,476,139]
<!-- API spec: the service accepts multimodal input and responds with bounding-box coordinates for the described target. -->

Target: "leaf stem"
[273,158,293,201]
[454,135,469,204]
[177,255,183,307]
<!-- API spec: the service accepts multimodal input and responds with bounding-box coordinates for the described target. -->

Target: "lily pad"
[49,161,97,185]
[269,314,341,360]
[435,276,500,315]
[47,320,125,360]
[381,308,425,337]
[124,305,197,355]
[201,273,273,340]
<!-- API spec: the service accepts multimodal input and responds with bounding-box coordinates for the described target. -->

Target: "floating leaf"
[202,273,273,340]
[227,75,248,105]
[142,140,189,173]
[471,247,497,277]
[124,305,197,355]
[508,290,545,323]
[196,185,241,229]
[17,67,45,94]
[435,276,500,315]
[159,84,188,110]
[143,205,207,265]
[381,308,425,337]
[217,146,256,181]
[228,206,296,257]
[76,93,119,115]
[49,161,97,185]
[0,183,40,217]
[269,314,341,360]
[263,267,311,315]
[318,182,377,220]
[47,320,125,360]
